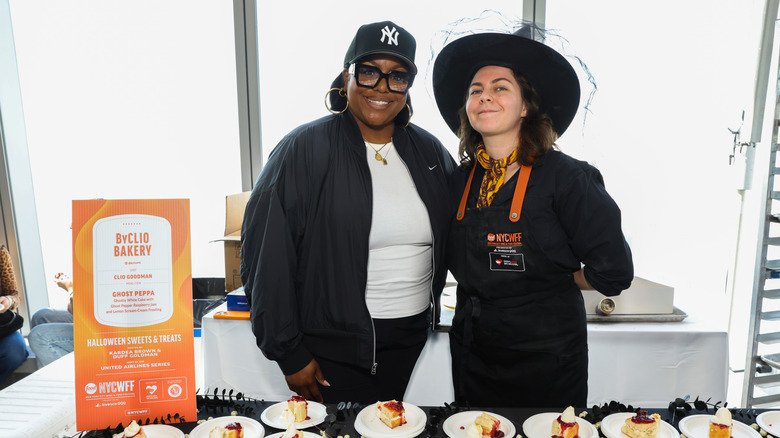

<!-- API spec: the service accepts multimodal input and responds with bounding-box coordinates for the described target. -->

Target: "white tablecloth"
[202,306,728,407]
[0,353,76,438]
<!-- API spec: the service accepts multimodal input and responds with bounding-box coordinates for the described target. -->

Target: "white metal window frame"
[0,0,48,330]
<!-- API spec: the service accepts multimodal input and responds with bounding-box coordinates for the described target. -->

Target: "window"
[254,2,527,163]
[545,0,764,307]
[9,1,242,308]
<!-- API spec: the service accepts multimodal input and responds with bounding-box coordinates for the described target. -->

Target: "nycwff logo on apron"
[486,232,525,272]
[486,232,523,246]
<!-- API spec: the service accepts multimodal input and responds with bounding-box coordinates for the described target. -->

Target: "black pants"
[317,311,429,404]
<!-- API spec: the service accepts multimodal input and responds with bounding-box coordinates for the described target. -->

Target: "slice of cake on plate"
[552,406,579,438]
[473,412,505,438]
[288,395,308,422]
[282,423,303,438]
[208,422,244,438]
[117,420,146,438]
[621,410,661,438]
[376,400,407,429]
[709,408,732,438]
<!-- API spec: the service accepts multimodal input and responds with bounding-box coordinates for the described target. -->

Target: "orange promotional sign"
[72,199,196,431]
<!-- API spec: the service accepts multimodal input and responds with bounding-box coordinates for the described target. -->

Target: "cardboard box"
[581,276,674,315]
[212,192,251,292]
[227,287,249,312]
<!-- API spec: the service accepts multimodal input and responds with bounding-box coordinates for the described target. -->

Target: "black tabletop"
[78,395,763,438]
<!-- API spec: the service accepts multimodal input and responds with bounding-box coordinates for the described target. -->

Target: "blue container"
[226,287,249,312]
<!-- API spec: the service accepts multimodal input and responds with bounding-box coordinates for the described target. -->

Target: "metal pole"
[233,0,263,191]
[0,0,49,328]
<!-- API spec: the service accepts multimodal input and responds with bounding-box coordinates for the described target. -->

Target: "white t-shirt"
[364,140,433,319]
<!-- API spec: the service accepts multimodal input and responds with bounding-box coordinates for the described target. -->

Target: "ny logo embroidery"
[380,26,399,46]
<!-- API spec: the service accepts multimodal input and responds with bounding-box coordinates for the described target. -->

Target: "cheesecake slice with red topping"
[120,420,147,438]
[709,408,732,438]
[281,423,303,438]
[552,406,579,438]
[474,413,505,438]
[376,400,407,429]
[621,411,661,438]
[208,422,244,438]
[287,395,308,422]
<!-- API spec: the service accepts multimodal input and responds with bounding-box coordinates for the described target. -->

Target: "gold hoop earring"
[325,87,348,114]
[401,104,412,128]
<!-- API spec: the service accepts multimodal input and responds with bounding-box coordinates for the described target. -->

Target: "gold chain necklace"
[366,140,391,165]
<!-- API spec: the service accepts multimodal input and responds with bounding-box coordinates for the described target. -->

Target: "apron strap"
[509,165,532,222]
[456,163,533,222]
[456,165,477,221]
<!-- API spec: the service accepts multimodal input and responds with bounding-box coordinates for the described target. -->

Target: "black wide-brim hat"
[433,31,580,137]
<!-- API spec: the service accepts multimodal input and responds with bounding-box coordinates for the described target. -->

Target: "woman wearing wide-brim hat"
[433,28,634,407]
[242,20,455,403]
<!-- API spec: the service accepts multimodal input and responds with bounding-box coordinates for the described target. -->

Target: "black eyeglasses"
[349,63,414,94]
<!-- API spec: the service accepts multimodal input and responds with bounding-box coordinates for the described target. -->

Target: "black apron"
[448,164,588,408]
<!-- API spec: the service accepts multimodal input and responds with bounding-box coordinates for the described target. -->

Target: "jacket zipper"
[428,228,437,330]
[365,148,378,376]
[370,316,378,375]
[365,141,439,374]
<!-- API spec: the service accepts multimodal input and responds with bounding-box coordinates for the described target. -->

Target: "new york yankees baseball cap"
[343,21,417,74]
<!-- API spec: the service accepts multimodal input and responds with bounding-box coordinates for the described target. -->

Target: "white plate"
[601,413,679,438]
[260,401,327,429]
[140,424,186,438]
[757,411,780,436]
[679,415,760,438]
[354,402,427,438]
[522,412,598,438]
[189,416,265,438]
[266,432,321,438]
[443,411,516,438]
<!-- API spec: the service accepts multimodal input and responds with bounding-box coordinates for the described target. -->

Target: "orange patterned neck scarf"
[476,143,519,208]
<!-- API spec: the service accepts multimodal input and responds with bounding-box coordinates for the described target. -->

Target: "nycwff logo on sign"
[96,379,135,394]
[486,232,523,247]
[380,25,399,46]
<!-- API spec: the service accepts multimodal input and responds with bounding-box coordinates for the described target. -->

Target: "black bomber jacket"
[240,111,456,376]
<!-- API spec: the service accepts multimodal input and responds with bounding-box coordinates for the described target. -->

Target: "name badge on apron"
[489,251,525,271]
[457,165,534,274]
[487,232,525,272]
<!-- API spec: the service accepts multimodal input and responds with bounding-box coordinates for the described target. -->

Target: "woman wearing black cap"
[433,29,633,407]
[241,21,455,403]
